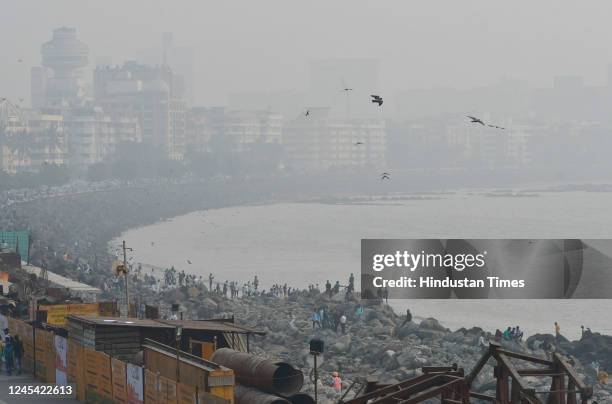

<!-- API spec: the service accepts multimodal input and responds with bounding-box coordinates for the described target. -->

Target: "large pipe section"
[286,393,316,404]
[235,385,290,404]
[212,348,304,396]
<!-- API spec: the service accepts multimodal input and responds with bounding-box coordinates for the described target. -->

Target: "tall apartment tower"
[41,27,89,106]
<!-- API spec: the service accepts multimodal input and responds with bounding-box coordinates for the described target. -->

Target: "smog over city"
[1,1,612,403]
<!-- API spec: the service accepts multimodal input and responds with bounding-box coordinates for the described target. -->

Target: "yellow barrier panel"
[177,383,197,404]
[159,376,178,404]
[68,339,86,402]
[97,351,113,403]
[112,358,128,404]
[34,328,48,381]
[144,369,159,404]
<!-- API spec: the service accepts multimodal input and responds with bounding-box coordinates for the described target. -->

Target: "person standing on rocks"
[348,273,355,293]
[401,309,412,327]
[555,322,561,338]
[312,310,321,329]
[330,371,342,397]
[333,281,340,295]
[326,280,332,297]
[340,313,347,334]
[253,275,259,291]
[209,273,214,291]
[355,305,364,323]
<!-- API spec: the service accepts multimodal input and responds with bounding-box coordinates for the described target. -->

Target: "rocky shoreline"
[126,280,612,403]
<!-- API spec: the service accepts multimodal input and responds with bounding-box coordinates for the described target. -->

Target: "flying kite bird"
[305,110,310,117]
[487,124,506,130]
[354,141,364,146]
[467,115,485,126]
[341,87,353,92]
[381,172,391,180]
[371,94,383,106]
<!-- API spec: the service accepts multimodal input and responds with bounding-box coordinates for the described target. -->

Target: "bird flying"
[354,142,364,146]
[371,95,383,106]
[187,260,192,264]
[342,87,353,92]
[305,110,310,117]
[467,116,485,125]
[381,172,390,180]
[468,115,505,130]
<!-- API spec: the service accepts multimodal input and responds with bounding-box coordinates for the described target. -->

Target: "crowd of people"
[494,326,525,342]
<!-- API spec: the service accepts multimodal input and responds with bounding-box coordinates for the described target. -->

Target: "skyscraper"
[40,27,89,107]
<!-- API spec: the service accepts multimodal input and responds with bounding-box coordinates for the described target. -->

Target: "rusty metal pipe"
[235,384,290,404]
[212,348,304,396]
[287,393,316,404]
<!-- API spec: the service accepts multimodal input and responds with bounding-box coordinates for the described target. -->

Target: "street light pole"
[313,353,318,403]
[122,240,133,317]
[175,326,183,382]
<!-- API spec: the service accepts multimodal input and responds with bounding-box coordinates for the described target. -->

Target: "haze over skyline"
[3,0,612,106]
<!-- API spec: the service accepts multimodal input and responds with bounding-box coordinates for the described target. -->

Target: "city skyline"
[4,1,612,106]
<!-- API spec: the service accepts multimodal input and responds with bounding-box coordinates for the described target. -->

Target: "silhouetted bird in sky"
[342,87,353,92]
[371,95,383,106]
[305,110,310,117]
[381,172,390,180]
[487,124,506,130]
[467,115,485,125]
[187,260,192,264]
[354,142,364,146]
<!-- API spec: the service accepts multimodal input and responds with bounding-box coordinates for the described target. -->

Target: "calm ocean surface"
[117,190,612,340]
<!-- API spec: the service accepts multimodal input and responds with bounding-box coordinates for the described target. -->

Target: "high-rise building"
[64,107,141,170]
[40,27,89,107]
[0,109,66,173]
[136,33,196,105]
[93,62,186,159]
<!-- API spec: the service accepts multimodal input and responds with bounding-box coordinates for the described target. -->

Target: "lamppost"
[120,241,133,317]
[310,338,324,403]
[175,325,183,382]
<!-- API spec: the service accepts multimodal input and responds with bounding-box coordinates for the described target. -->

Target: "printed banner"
[362,239,612,299]
[126,363,144,404]
[54,335,68,386]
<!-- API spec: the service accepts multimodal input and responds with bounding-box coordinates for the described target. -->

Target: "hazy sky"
[2,0,612,105]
